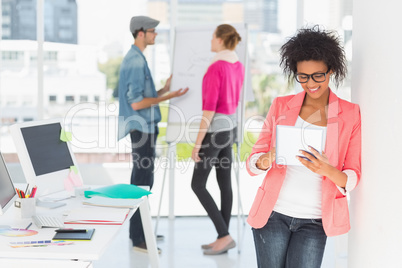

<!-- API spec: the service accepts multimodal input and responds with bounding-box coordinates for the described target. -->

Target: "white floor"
[92,215,347,268]
[93,216,256,268]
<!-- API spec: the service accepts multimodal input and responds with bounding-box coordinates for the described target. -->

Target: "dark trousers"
[191,128,236,238]
[129,128,158,246]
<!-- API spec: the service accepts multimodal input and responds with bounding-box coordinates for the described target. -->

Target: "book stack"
[82,184,151,209]
[52,229,95,241]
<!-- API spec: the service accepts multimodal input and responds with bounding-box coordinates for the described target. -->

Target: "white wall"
[349,1,402,267]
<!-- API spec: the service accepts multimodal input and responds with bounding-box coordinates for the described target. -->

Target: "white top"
[273,117,326,218]
[207,112,237,133]
[210,49,239,64]
[249,116,359,218]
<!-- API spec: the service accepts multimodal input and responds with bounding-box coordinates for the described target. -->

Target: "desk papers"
[82,196,142,209]
[64,207,130,225]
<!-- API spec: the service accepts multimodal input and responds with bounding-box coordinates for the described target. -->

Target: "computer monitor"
[0,152,18,215]
[10,118,82,197]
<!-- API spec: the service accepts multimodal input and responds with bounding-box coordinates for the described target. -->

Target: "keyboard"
[32,215,65,228]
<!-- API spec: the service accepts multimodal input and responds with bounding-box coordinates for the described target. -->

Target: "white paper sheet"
[64,207,130,225]
[82,196,142,209]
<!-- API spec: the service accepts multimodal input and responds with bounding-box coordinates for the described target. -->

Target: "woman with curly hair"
[246,26,361,267]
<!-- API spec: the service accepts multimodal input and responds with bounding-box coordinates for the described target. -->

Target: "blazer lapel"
[325,90,344,168]
[271,91,304,149]
[279,91,305,126]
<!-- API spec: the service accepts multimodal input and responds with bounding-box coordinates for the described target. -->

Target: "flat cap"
[130,16,160,33]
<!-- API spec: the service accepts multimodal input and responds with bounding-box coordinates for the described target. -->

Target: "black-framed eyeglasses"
[295,70,330,83]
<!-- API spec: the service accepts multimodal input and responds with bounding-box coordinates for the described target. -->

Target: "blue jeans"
[129,128,158,246]
[252,211,327,268]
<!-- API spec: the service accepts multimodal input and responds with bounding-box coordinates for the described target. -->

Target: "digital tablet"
[275,125,324,166]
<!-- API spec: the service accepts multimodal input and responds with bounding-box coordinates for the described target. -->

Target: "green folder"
[84,184,151,199]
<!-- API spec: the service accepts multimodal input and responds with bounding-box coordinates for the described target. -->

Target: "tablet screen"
[275,125,324,166]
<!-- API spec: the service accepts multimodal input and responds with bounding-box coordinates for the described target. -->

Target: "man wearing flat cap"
[118,15,188,253]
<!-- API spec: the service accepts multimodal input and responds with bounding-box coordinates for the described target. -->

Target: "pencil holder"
[14,198,36,218]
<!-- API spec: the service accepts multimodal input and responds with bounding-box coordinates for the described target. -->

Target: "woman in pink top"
[247,26,361,267]
[191,24,244,255]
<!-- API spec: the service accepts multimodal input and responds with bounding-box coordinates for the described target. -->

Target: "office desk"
[0,187,159,267]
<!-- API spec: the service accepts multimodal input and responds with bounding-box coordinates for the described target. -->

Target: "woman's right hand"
[256,148,276,170]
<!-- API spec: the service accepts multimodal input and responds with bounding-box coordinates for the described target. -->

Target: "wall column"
[349,1,402,267]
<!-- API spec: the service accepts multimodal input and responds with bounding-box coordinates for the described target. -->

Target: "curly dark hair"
[279,25,347,88]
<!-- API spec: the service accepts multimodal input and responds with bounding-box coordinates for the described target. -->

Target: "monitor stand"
[35,190,71,209]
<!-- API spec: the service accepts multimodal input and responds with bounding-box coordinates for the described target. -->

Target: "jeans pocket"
[311,219,323,226]
[269,211,276,219]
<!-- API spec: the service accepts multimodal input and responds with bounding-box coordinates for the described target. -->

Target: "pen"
[26,222,32,230]
[31,186,37,198]
[24,184,30,197]
[17,188,23,198]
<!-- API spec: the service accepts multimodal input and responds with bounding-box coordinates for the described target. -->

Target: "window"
[59,30,73,39]
[44,51,58,61]
[2,51,23,60]
[22,100,34,106]
[49,95,57,102]
[0,0,352,164]
[6,100,17,106]
[60,18,73,27]
[65,95,75,103]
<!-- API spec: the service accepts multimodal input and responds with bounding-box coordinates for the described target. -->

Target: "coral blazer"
[246,89,361,237]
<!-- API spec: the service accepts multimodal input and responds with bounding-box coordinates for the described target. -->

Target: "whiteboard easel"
[166,23,252,144]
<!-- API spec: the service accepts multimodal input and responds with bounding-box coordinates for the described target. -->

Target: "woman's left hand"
[296,146,333,177]
[192,147,201,163]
